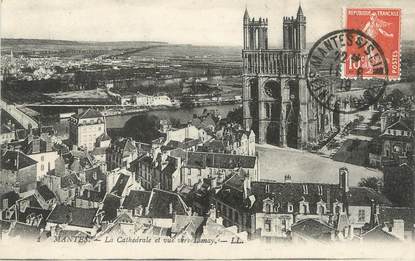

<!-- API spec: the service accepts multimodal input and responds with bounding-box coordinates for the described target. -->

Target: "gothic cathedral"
[242,5,337,149]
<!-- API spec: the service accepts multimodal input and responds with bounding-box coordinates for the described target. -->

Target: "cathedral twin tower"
[242,5,336,149]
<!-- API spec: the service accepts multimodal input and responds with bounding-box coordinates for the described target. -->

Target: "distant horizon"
[2,0,415,46]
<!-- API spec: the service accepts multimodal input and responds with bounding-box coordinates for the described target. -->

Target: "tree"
[358,176,383,191]
[123,114,161,143]
[226,107,243,125]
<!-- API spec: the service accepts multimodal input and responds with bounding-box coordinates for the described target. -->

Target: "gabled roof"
[160,158,178,178]
[385,119,412,132]
[1,150,37,171]
[102,193,121,222]
[361,225,400,242]
[122,190,151,210]
[110,174,130,197]
[347,187,392,206]
[17,207,51,229]
[8,222,43,241]
[77,189,105,203]
[47,204,98,228]
[183,151,256,169]
[37,185,56,202]
[291,219,334,241]
[379,206,415,231]
[111,138,137,157]
[147,189,189,219]
[72,108,103,120]
[171,215,205,237]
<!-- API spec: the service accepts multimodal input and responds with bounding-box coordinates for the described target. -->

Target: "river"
[105,104,241,129]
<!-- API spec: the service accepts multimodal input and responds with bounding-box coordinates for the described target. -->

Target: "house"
[380,119,414,164]
[118,188,191,228]
[171,150,258,187]
[1,150,37,193]
[378,206,415,241]
[0,190,20,221]
[106,137,138,171]
[290,218,335,243]
[46,204,102,236]
[213,167,392,241]
[68,108,106,151]
[22,133,59,180]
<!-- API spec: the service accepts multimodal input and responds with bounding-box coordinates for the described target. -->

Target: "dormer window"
[265,184,270,193]
[299,199,309,214]
[287,203,293,213]
[316,200,326,215]
[318,185,323,196]
[302,185,308,195]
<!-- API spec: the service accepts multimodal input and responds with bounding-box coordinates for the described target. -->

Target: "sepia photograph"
[0,0,414,259]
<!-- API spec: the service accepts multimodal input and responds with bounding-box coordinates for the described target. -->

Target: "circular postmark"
[306,29,389,114]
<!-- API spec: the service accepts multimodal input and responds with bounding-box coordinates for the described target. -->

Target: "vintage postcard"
[0,0,414,259]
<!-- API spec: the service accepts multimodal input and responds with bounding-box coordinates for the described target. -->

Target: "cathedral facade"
[242,6,337,148]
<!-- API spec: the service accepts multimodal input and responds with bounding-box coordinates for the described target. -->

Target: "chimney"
[391,219,405,240]
[209,204,217,220]
[339,167,349,193]
[243,174,251,199]
[32,138,41,154]
[284,175,292,183]
[45,136,52,152]
[55,156,65,177]
[168,202,173,215]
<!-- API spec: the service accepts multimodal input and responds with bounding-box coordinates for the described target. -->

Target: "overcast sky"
[2,0,414,46]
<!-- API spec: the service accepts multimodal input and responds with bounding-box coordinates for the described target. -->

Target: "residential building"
[68,108,105,151]
[1,150,37,193]
[46,204,103,237]
[106,137,138,171]
[213,167,392,241]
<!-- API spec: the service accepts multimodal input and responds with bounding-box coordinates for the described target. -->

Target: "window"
[48,162,51,171]
[41,164,44,171]
[302,185,308,195]
[41,155,45,161]
[3,198,9,209]
[318,185,323,196]
[265,204,271,214]
[358,209,365,222]
[287,203,293,213]
[265,220,271,232]
[234,212,239,223]
[265,185,270,193]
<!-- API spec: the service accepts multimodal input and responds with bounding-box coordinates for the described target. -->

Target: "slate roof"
[102,193,121,222]
[77,189,105,203]
[8,222,43,240]
[147,189,189,219]
[17,207,51,228]
[378,206,415,231]
[110,138,137,157]
[183,151,256,169]
[1,150,37,171]
[160,157,178,178]
[0,191,20,209]
[72,108,103,120]
[61,173,83,189]
[215,176,391,215]
[122,190,151,210]
[291,219,334,241]
[171,215,205,236]
[347,187,392,206]
[385,120,412,132]
[47,204,98,228]
[361,225,400,242]
[110,174,130,197]
[37,185,56,201]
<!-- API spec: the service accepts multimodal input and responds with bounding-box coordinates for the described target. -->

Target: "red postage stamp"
[344,8,401,80]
